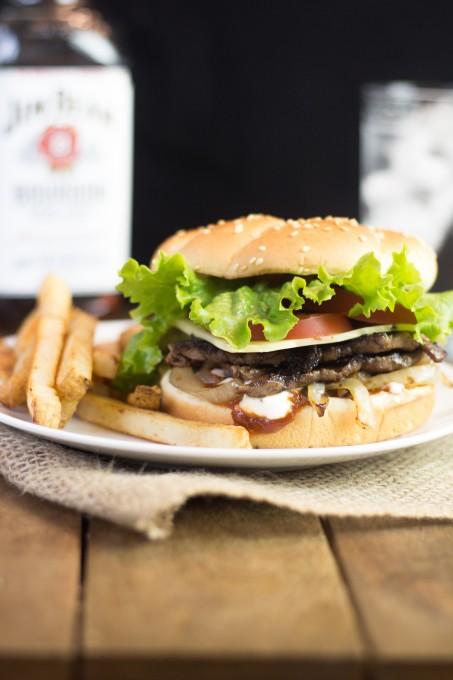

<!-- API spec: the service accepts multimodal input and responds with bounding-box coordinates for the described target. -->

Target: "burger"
[115,214,453,448]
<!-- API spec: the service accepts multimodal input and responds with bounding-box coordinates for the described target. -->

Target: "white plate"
[1,320,453,470]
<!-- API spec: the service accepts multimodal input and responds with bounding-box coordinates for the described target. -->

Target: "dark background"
[92,0,453,284]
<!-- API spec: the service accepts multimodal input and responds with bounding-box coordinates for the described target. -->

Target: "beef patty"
[166,332,445,398]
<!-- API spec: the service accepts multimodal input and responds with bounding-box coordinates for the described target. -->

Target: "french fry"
[77,392,251,449]
[93,342,121,380]
[0,338,35,408]
[126,384,161,410]
[0,309,38,406]
[37,273,72,317]
[59,399,79,427]
[0,339,15,379]
[56,308,98,427]
[27,316,66,427]
[27,275,72,428]
[15,309,39,356]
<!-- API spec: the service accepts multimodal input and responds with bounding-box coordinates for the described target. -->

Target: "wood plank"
[328,517,453,679]
[83,498,364,680]
[0,476,81,680]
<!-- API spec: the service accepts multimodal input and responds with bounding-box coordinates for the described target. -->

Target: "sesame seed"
[255,257,264,265]
[232,262,240,272]
[290,231,298,237]
[340,225,350,232]
[199,227,211,234]
[176,229,186,235]
[241,264,248,270]
[218,219,225,225]
[303,223,314,229]
[249,256,256,264]
[288,219,299,228]
[359,234,367,242]
[258,244,267,251]
[301,245,311,252]
[349,218,359,226]
[233,223,244,233]
[323,226,333,231]
[273,225,282,231]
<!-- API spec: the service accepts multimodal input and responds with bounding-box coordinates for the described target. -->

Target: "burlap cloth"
[0,422,452,539]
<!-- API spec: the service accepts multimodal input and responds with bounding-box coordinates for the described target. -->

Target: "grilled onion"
[328,377,376,429]
[307,382,329,417]
[169,367,241,404]
[358,363,439,392]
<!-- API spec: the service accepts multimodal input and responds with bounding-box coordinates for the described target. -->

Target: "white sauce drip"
[239,391,293,420]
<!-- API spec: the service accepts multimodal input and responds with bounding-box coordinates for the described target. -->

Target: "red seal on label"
[39,126,78,169]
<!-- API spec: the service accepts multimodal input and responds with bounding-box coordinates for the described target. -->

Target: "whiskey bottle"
[0,0,134,332]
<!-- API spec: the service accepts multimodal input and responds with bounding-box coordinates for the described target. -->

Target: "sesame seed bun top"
[154,214,438,290]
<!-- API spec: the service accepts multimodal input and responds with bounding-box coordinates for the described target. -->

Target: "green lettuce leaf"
[189,280,306,347]
[114,249,453,391]
[412,291,453,343]
[114,254,230,390]
[113,327,164,391]
[316,250,425,317]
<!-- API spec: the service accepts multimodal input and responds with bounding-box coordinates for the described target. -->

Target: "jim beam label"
[0,67,133,296]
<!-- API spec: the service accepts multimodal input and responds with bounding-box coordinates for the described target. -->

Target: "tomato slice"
[302,288,417,325]
[248,284,417,342]
[285,313,354,339]
[302,288,361,315]
[353,306,417,325]
[250,313,354,341]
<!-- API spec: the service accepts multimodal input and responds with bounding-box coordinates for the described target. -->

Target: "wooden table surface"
[1,475,453,680]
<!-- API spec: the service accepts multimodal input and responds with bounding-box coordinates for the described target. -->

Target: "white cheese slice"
[174,318,416,354]
[238,392,294,419]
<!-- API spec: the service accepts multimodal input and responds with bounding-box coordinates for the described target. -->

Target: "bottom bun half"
[160,370,435,448]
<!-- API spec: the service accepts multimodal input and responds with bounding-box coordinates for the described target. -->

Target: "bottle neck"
[9,1,86,7]
[0,0,123,67]
[2,1,89,17]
